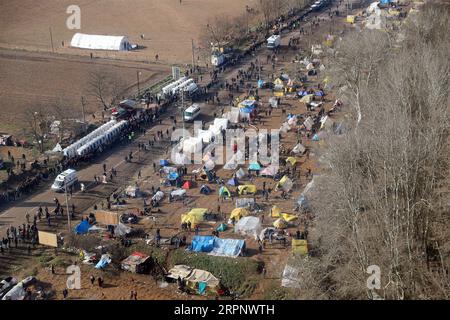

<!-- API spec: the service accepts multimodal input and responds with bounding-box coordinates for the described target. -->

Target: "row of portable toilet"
[76,120,128,157]
[63,120,118,158]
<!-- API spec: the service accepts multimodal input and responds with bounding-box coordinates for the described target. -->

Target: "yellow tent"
[286,157,297,166]
[300,94,314,103]
[274,91,284,97]
[292,239,308,255]
[275,175,293,192]
[273,218,288,229]
[346,15,355,24]
[181,208,208,228]
[238,184,257,195]
[282,213,298,222]
[273,78,284,85]
[271,205,281,218]
[230,207,249,221]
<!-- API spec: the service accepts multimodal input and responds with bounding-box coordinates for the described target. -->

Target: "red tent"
[182,181,192,189]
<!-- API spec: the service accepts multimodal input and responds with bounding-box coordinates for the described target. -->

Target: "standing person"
[63,288,68,299]
[25,212,30,224]
[90,275,95,285]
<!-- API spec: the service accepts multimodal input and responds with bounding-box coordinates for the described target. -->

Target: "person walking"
[90,275,95,286]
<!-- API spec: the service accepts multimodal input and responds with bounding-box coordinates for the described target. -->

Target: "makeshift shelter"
[114,222,131,237]
[70,33,131,51]
[162,166,177,174]
[173,152,190,165]
[74,220,90,234]
[260,165,279,177]
[168,172,179,181]
[234,216,262,240]
[286,157,297,166]
[281,262,302,289]
[213,118,229,131]
[211,237,245,257]
[198,129,213,143]
[95,254,111,269]
[229,207,249,221]
[219,186,231,198]
[275,175,293,192]
[292,239,308,255]
[259,227,276,242]
[273,218,288,229]
[320,115,333,130]
[181,208,208,228]
[121,252,153,273]
[159,159,169,166]
[167,265,220,294]
[125,185,140,198]
[292,143,306,155]
[303,117,314,131]
[300,94,314,104]
[200,184,212,195]
[152,191,164,202]
[235,198,255,208]
[269,97,279,108]
[182,181,193,189]
[237,185,257,195]
[171,188,186,198]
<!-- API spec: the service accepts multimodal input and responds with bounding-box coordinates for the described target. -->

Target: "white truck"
[51,169,78,192]
[267,35,281,49]
[211,53,225,67]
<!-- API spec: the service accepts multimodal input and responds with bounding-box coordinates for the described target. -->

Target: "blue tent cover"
[74,220,90,234]
[227,178,239,186]
[160,159,169,166]
[190,236,215,252]
[248,162,261,171]
[168,172,179,180]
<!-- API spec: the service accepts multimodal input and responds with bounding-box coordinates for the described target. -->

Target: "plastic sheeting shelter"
[121,252,152,273]
[71,33,131,51]
[74,220,90,234]
[235,168,246,179]
[234,216,262,240]
[292,143,306,155]
[273,218,288,229]
[95,254,112,269]
[286,157,297,166]
[171,188,186,198]
[235,198,254,208]
[160,159,169,166]
[115,222,131,237]
[227,177,239,186]
[281,263,302,289]
[190,236,245,258]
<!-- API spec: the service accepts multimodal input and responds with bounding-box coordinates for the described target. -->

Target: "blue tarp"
[74,220,90,234]
[380,0,392,4]
[168,172,179,180]
[190,236,215,252]
[160,159,169,166]
[248,163,261,171]
[190,236,245,258]
[257,79,265,88]
[312,134,319,141]
[240,107,254,114]
[240,100,256,108]
[297,90,308,97]
[95,254,111,269]
[198,282,207,295]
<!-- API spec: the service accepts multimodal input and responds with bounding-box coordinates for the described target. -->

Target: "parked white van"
[51,169,78,192]
[184,104,201,122]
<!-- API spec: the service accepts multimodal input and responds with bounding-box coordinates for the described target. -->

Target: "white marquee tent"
[70,33,131,51]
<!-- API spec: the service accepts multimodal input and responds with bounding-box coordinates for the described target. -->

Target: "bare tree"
[88,70,127,111]
[24,105,51,153]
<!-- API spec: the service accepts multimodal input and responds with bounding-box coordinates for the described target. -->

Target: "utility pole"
[49,27,55,53]
[137,70,141,96]
[191,39,195,69]
[64,179,71,232]
[81,96,87,133]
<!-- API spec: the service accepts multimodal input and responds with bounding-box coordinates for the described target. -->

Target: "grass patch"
[167,249,262,297]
